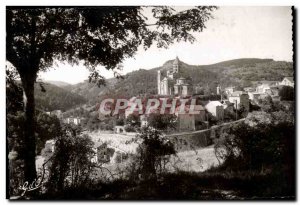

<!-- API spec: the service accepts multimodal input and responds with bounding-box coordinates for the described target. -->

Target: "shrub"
[279,86,294,101]
[130,127,176,181]
[215,120,295,172]
[46,126,96,193]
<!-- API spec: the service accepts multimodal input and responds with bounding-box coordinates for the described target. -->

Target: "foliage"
[129,127,176,181]
[223,109,236,122]
[237,104,248,119]
[115,117,125,126]
[258,95,276,112]
[6,68,24,114]
[47,125,95,192]
[7,6,217,182]
[35,112,62,154]
[7,6,217,85]
[35,82,87,111]
[124,125,136,132]
[125,114,141,127]
[206,112,218,126]
[65,58,293,105]
[215,119,294,172]
[279,86,294,101]
[147,113,177,131]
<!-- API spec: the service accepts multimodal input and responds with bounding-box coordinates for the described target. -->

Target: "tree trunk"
[22,78,37,183]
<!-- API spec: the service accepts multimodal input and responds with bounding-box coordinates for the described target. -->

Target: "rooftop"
[284,76,294,82]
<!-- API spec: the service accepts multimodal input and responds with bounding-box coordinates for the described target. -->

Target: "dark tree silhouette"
[6,6,217,182]
[279,86,294,101]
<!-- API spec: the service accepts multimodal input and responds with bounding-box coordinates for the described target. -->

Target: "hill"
[35,82,87,111]
[210,58,274,67]
[46,80,71,87]
[65,58,294,104]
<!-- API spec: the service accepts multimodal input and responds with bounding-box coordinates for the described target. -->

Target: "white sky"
[39,6,293,84]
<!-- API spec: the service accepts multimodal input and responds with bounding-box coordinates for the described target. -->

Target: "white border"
[0,0,298,205]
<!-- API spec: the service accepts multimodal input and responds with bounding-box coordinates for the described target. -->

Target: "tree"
[147,113,177,131]
[35,112,62,154]
[47,126,95,192]
[7,6,217,182]
[133,127,175,181]
[259,95,275,112]
[125,113,141,127]
[279,86,294,101]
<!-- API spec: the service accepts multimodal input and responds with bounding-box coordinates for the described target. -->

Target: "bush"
[128,127,176,181]
[279,86,294,101]
[46,125,96,193]
[124,124,136,132]
[125,114,141,127]
[215,120,295,172]
[147,113,177,131]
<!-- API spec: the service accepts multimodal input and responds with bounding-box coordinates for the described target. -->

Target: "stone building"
[256,81,278,94]
[279,77,294,87]
[175,104,206,131]
[228,92,250,111]
[205,101,224,120]
[157,57,192,96]
[174,77,193,97]
[224,86,236,95]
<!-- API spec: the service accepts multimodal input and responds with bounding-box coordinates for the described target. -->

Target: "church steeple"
[157,70,161,95]
[173,56,179,73]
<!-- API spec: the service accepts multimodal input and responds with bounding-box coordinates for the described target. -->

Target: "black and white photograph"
[5,5,295,200]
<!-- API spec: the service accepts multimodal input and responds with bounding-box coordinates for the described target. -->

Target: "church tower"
[173,56,179,73]
[217,85,221,95]
[157,70,161,95]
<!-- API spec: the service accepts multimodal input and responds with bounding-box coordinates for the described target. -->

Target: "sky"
[39,6,293,84]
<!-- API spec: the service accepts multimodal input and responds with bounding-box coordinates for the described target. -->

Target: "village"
[41,57,294,170]
[5,5,296,200]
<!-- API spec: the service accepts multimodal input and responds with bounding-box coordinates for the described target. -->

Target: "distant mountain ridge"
[51,58,294,107]
[46,80,71,87]
[210,58,274,67]
[35,82,87,111]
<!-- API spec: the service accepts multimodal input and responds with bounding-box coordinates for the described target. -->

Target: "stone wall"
[166,119,245,152]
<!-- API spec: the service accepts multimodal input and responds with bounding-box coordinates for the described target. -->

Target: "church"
[157,57,192,96]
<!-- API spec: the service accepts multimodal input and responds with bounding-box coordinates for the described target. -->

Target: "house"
[176,113,196,131]
[205,101,224,120]
[64,117,82,125]
[114,125,126,134]
[248,92,261,101]
[175,104,205,131]
[279,77,294,87]
[193,105,206,122]
[45,110,63,119]
[224,87,236,95]
[256,81,278,94]
[174,77,193,97]
[140,114,149,127]
[228,92,250,111]
[243,87,255,92]
[267,85,282,96]
[256,84,271,94]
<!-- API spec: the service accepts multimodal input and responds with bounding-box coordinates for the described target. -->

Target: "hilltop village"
[42,57,294,165]
[49,57,294,132]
